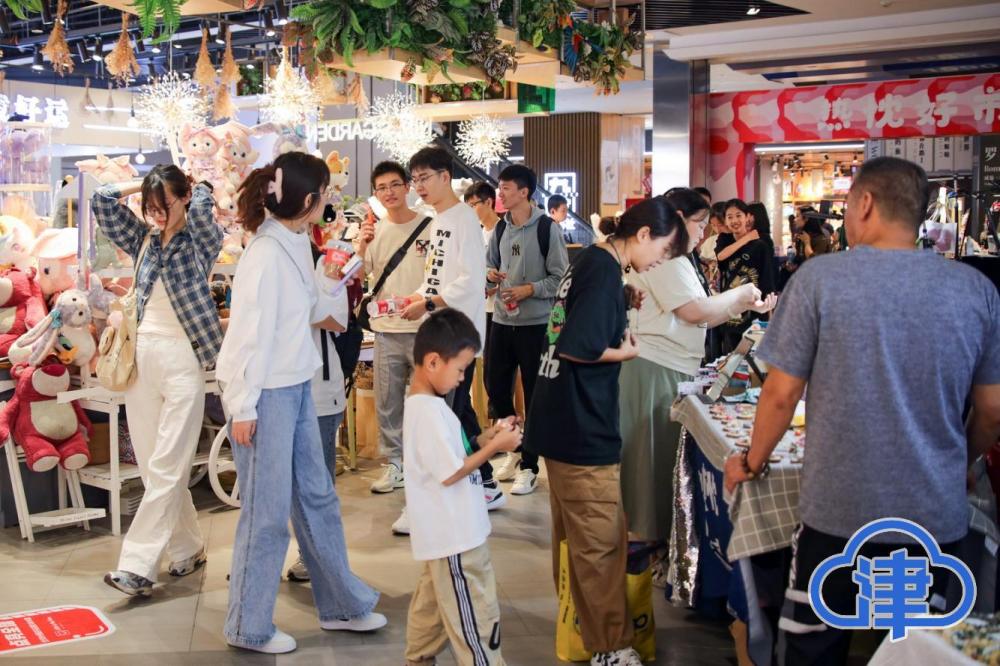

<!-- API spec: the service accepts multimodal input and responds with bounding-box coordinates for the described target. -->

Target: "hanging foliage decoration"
[194,25,217,92]
[106,13,141,84]
[41,0,73,76]
[213,27,239,121]
[2,0,42,21]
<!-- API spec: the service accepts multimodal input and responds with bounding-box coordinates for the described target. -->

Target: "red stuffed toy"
[0,267,46,357]
[0,361,93,472]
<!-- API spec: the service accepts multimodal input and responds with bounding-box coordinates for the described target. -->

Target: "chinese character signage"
[714,74,1000,144]
[10,94,69,128]
[0,606,115,654]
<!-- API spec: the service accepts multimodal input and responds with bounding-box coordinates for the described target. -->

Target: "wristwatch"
[425,297,437,312]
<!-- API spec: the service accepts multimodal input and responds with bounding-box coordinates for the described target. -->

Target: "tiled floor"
[0,459,736,664]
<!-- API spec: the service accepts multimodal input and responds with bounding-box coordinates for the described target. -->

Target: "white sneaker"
[371,463,404,494]
[228,628,297,654]
[494,452,521,481]
[392,508,410,535]
[320,612,388,632]
[591,647,643,666]
[287,555,310,582]
[484,481,507,511]
[168,547,207,577]
[510,469,538,495]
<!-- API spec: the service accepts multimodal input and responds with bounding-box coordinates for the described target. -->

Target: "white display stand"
[57,374,223,536]
[3,435,105,543]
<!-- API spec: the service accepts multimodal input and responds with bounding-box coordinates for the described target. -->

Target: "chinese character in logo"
[698,463,719,517]
[973,86,1000,124]
[13,95,40,122]
[876,94,905,130]
[44,97,69,128]
[808,518,976,642]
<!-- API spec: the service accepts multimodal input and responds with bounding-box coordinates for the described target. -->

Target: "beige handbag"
[95,235,151,392]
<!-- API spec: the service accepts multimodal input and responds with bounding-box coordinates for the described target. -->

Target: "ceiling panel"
[643,0,806,31]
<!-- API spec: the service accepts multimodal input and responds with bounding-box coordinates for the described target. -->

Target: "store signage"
[314,118,377,144]
[543,172,578,212]
[7,94,70,128]
[0,606,114,654]
[713,74,1000,143]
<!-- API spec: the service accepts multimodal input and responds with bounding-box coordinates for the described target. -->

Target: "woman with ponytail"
[93,165,222,597]
[523,196,687,666]
[216,152,385,654]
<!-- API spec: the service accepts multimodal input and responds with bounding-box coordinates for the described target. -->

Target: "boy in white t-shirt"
[403,309,521,666]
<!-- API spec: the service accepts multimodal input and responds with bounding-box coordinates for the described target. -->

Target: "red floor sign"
[0,606,115,654]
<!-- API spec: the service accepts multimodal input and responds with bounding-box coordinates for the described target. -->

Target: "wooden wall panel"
[524,113,602,219]
[600,115,645,216]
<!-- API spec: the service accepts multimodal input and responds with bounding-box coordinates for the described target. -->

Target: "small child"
[403,309,522,666]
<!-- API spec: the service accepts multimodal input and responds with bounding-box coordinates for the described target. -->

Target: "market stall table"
[668,394,805,666]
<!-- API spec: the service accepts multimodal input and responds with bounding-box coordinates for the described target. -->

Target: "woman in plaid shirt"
[92,165,223,597]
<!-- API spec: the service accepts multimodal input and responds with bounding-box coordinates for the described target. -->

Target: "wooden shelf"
[415,99,520,122]
[321,50,484,86]
[94,0,242,15]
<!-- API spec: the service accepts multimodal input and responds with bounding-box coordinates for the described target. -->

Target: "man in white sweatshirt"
[401,147,504,511]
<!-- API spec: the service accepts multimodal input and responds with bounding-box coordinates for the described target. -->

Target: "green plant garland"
[132,0,186,41]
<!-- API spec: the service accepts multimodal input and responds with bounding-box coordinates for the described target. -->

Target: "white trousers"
[118,333,206,581]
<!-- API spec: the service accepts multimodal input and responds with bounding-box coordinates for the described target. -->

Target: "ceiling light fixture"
[263,10,276,37]
[0,9,10,36]
[92,37,104,62]
[747,4,761,15]
[40,0,52,24]
[31,47,44,71]
[274,0,288,26]
[215,21,226,46]
[76,41,88,63]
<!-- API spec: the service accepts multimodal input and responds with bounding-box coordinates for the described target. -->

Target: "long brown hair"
[141,165,192,220]
[237,151,330,233]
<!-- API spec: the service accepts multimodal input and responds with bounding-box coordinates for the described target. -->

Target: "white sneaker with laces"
[320,612,388,632]
[168,547,207,577]
[484,481,507,511]
[590,647,643,666]
[392,508,410,535]
[494,452,521,481]
[287,555,310,582]
[228,628,297,654]
[510,468,538,495]
[370,463,404,494]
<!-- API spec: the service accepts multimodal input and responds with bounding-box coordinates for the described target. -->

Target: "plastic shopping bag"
[555,540,657,662]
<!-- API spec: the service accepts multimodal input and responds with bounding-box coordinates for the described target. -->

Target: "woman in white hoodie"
[216,152,385,654]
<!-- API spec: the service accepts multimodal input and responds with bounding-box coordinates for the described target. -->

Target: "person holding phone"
[93,166,222,597]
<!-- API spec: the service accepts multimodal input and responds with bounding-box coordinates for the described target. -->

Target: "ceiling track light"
[40,0,52,25]
[215,21,227,45]
[75,41,88,63]
[136,35,146,53]
[263,9,276,37]
[747,4,761,15]
[0,9,10,36]
[274,0,288,25]
[31,46,44,71]
[93,37,104,62]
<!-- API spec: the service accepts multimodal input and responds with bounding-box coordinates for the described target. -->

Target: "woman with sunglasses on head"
[216,152,384,655]
[618,189,776,553]
[92,165,223,596]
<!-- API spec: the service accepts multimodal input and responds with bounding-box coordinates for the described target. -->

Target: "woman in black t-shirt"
[716,199,776,354]
[524,197,687,665]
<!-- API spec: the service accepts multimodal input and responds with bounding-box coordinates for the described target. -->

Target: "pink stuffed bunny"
[180,124,224,185]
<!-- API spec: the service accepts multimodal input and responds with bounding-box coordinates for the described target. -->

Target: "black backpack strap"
[320,328,331,381]
[494,216,507,250]
[370,216,433,300]
[537,215,553,260]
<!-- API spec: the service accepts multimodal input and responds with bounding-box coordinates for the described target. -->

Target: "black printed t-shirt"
[524,246,627,466]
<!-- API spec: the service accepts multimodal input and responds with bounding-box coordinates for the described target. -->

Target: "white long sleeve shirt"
[418,202,487,350]
[216,219,323,422]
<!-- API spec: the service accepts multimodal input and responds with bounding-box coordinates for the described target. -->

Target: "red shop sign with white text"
[0,606,115,654]
[712,73,1000,143]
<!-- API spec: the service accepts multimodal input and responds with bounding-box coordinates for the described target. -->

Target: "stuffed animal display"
[0,214,37,271]
[326,150,350,194]
[0,267,46,357]
[0,127,49,185]
[0,362,93,471]
[31,228,78,300]
[253,122,311,159]
[9,287,96,368]
[75,154,139,185]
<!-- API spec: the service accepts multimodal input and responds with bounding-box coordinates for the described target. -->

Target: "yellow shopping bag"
[555,540,657,662]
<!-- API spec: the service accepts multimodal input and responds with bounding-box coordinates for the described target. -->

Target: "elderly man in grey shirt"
[725,157,1000,666]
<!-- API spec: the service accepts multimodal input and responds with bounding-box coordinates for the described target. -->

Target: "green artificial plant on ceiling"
[132,0,186,41]
[291,0,515,84]
[2,0,42,20]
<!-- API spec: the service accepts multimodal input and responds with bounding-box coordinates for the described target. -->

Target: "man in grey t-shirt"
[724,157,1000,665]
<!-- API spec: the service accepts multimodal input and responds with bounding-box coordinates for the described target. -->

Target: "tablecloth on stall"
[670,395,802,562]
[869,630,980,666]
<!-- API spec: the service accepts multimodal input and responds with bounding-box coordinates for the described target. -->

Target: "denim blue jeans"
[318,411,345,482]
[225,382,379,647]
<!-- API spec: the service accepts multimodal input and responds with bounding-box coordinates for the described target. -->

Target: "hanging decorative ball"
[455,115,510,169]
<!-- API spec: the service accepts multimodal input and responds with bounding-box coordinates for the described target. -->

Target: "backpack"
[495,214,553,260]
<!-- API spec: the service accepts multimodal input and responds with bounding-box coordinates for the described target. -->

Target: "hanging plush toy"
[9,287,96,368]
[0,267,47,358]
[216,121,259,188]
[325,150,350,194]
[0,361,93,472]
[252,122,312,159]
[180,124,224,185]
